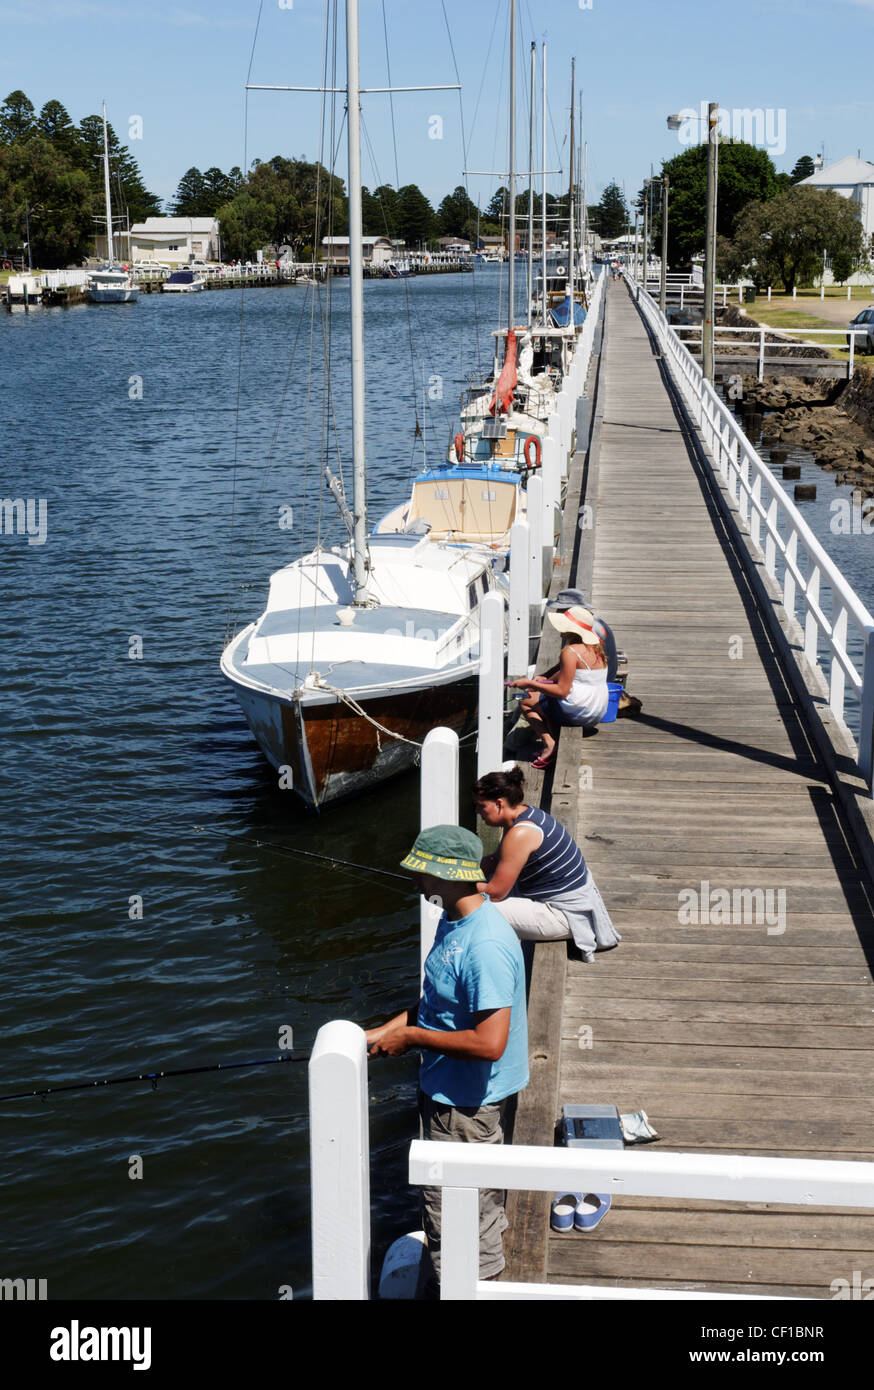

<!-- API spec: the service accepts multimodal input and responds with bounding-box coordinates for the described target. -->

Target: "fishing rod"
[191,824,411,886]
[0,1051,312,1105]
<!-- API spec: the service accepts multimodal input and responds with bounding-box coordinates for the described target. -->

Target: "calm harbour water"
[3,272,872,1300]
[0,268,508,1300]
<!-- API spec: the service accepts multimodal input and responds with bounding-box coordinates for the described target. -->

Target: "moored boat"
[161,269,206,293]
[87,104,139,306]
[220,0,508,810]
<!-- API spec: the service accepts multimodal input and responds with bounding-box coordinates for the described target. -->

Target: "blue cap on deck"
[547,588,588,611]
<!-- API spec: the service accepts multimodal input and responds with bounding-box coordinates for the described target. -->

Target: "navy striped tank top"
[512,806,588,899]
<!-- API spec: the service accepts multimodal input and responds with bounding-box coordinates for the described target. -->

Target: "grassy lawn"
[741,299,874,365]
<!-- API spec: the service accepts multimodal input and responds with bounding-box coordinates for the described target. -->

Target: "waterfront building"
[321,235,395,267]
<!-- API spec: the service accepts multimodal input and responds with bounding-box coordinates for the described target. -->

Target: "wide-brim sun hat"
[400,824,484,881]
[547,605,601,644]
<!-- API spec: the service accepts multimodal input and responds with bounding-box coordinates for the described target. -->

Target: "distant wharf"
[30,256,474,307]
[504,278,874,1297]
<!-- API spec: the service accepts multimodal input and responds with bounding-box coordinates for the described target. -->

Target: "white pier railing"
[628,272,874,789]
[306,1014,874,1300]
[408,1141,874,1300]
[674,322,868,381]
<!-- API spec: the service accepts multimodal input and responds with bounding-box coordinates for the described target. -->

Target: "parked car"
[847,307,874,353]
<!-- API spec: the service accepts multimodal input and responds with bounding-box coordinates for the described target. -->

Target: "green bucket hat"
[400,824,484,882]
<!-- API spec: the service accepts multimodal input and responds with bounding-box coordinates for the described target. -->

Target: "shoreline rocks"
[722,365,874,499]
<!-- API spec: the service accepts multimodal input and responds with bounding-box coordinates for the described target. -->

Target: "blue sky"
[2,0,872,212]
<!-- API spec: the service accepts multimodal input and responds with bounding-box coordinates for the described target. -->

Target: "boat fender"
[454,432,464,462]
[524,435,541,469]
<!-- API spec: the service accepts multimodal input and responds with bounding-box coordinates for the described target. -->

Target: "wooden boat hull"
[230,673,479,809]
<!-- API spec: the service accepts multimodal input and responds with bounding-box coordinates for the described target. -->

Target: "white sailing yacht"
[221,0,504,810]
[88,104,138,305]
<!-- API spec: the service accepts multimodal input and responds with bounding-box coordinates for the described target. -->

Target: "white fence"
[674,322,867,380]
[38,268,90,290]
[408,1141,874,1300]
[628,272,874,783]
[306,1017,874,1300]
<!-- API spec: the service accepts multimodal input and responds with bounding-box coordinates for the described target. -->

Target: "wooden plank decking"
[505,279,874,1298]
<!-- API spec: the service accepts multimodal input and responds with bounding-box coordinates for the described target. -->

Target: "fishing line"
[191,823,412,886]
[0,1052,312,1106]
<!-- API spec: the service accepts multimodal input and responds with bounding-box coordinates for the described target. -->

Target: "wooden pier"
[504,278,874,1297]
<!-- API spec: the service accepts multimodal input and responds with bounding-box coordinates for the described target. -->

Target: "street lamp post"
[702,101,719,380]
[667,102,718,380]
[659,175,669,315]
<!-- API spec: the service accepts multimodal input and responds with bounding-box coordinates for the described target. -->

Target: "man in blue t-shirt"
[366,824,529,1293]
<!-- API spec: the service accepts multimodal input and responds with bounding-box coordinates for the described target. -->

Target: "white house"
[126,217,221,265]
[799,156,874,273]
[321,235,394,267]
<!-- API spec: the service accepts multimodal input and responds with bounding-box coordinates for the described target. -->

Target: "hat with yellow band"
[400,824,484,882]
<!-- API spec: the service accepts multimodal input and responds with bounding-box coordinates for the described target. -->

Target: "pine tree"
[790,155,816,184]
[0,90,36,145]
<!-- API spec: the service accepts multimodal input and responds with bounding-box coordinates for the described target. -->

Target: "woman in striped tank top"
[473,767,620,961]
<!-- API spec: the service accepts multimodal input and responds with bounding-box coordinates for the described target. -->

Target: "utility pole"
[659,175,669,315]
[24,199,32,271]
[703,100,718,381]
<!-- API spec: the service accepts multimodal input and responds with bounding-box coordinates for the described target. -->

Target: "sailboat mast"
[102,103,114,265]
[526,41,535,325]
[583,137,588,275]
[541,43,547,328]
[568,62,575,300]
[345,0,368,603]
[507,0,516,330]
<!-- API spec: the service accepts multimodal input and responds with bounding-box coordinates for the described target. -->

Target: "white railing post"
[859,629,874,791]
[765,498,778,577]
[477,590,505,779]
[783,530,798,620]
[420,728,459,977]
[751,474,762,549]
[527,471,544,603]
[440,1187,480,1300]
[547,411,564,477]
[830,606,849,719]
[758,328,765,382]
[804,566,821,667]
[542,432,560,493]
[309,1020,370,1301]
[850,333,856,380]
[508,520,531,676]
[559,385,574,454]
[541,448,559,587]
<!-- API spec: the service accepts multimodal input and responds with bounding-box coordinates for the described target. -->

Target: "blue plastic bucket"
[600,682,623,724]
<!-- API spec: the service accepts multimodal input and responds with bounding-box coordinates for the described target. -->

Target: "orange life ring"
[454,432,464,462]
[524,434,541,468]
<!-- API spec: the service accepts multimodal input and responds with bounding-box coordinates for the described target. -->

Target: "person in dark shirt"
[474,766,620,960]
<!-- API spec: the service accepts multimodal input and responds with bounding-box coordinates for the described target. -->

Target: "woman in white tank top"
[508,606,609,768]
